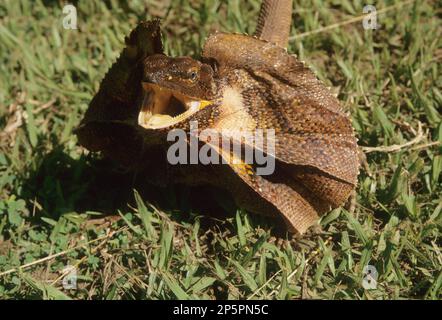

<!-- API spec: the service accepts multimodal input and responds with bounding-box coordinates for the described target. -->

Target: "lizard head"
[138,54,216,129]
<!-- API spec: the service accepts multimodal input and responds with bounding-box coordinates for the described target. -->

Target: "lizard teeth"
[188,100,201,111]
[138,83,213,129]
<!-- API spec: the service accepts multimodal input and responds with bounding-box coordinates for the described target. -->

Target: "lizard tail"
[254,0,293,49]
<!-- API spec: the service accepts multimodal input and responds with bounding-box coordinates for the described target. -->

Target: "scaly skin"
[255,0,293,48]
[76,3,360,234]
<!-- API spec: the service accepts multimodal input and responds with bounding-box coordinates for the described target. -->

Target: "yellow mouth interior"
[138,83,212,129]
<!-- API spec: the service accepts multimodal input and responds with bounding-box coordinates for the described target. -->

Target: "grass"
[0,0,441,299]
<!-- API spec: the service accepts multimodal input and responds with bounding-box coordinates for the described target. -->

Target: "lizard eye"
[189,70,198,81]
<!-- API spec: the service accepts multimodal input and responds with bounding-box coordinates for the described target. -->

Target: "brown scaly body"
[255,0,293,48]
[76,1,359,234]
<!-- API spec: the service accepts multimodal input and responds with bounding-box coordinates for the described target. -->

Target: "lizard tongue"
[139,101,202,129]
[138,83,212,129]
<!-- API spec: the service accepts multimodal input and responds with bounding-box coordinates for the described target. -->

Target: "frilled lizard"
[76,0,360,234]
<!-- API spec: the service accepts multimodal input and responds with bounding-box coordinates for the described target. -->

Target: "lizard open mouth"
[138,83,212,129]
